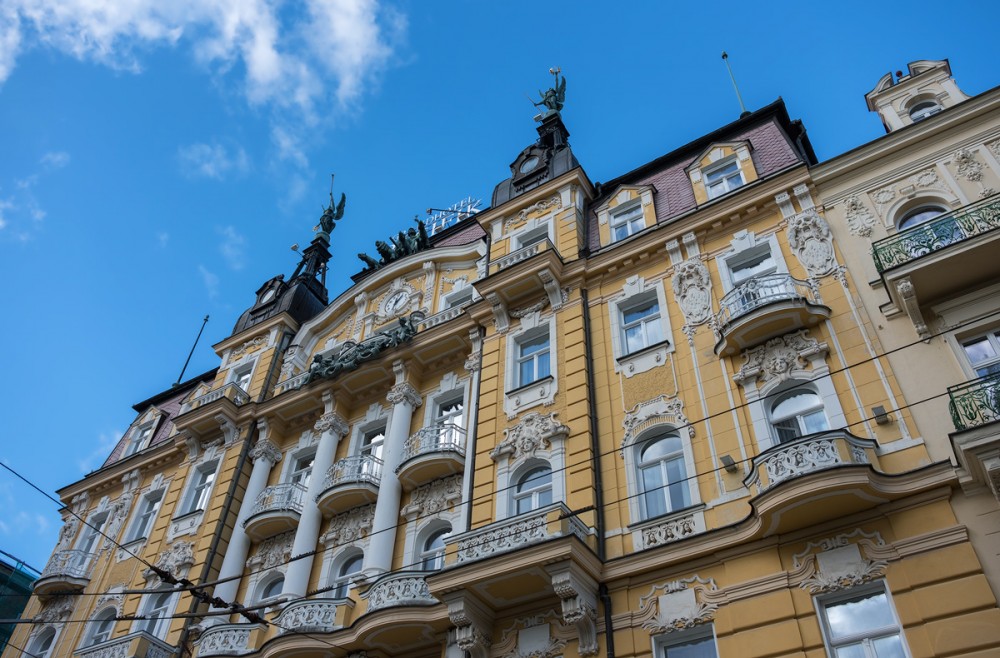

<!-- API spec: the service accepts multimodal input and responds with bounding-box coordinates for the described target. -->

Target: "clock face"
[519,156,540,174]
[385,291,409,315]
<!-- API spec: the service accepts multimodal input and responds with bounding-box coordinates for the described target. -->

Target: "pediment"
[685,141,752,172]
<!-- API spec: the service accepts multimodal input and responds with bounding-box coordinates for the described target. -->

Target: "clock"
[519,156,540,174]
[384,290,410,316]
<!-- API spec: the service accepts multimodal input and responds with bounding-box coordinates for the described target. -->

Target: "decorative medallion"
[491,412,569,462]
[786,209,838,278]
[671,258,713,326]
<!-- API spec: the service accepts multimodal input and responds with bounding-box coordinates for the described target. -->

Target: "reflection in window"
[332,553,364,599]
[898,205,946,230]
[621,297,663,355]
[420,527,451,570]
[961,330,1000,377]
[638,434,689,519]
[819,585,907,658]
[513,466,553,515]
[87,609,116,646]
[705,160,744,199]
[517,334,551,387]
[611,204,645,242]
[139,591,173,638]
[770,389,830,443]
[908,100,942,122]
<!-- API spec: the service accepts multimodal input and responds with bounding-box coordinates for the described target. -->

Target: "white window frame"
[515,331,551,388]
[28,627,57,658]
[815,582,910,658]
[715,233,789,294]
[768,386,831,444]
[254,572,286,605]
[503,314,558,418]
[417,522,452,571]
[609,278,673,378]
[744,373,846,454]
[441,285,475,311]
[495,452,566,522]
[511,463,554,516]
[283,449,316,488]
[85,608,117,646]
[907,99,943,122]
[134,590,176,639]
[180,460,219,516]
[75,512,110,557]
[704,157,745,200]
[125,489,164,544]
[512,221,552,253]
[635,432,692,520]
[652,623,719,657]
[329,550,365,599]
[609,201,645,242]
[122,421,156,458]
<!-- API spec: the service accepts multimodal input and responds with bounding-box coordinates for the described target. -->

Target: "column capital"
[250,438,282,464]
[314,412,349,436]
[388,382,422,408]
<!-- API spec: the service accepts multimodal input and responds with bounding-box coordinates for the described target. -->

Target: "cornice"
[56,441,183,501]
[213,312,299,354]
[475,166,595,227]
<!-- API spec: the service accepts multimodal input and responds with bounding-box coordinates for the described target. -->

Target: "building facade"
[6,60,1000,658]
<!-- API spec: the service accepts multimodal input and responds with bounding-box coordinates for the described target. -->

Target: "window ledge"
[503,375,557,420]
[168,509,205,541]
[505,375,555,397]
[615,340,672,378]
[617,339,672,363]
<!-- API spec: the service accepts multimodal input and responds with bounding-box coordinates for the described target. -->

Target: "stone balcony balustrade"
[743,430,878,495]
[316,455,382,517]
[74,631,177,658]
[273,598,343,634]
[180,382,250,414]
[395,422,466,490]
[364,571,437,612]
[447,502,590,565]
[242,482,307,541]
[713,273,830,355]
[34,549,95,596]
[195,623,265,657]
[488,238,555,275]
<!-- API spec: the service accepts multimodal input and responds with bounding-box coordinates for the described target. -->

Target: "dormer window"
[908,99,943,122]
[610,203,644,242]
[595,185,655,248]
[705,159,744,199]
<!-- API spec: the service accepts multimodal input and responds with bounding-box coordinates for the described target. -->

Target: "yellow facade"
[7,59,1000,658]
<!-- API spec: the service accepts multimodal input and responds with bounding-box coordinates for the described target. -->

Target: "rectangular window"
[127,491,163,542]
[654,624,718,657]
[77,515,109,555]
[514,225,549,251]
[185,462,217,515]
[289,454,314,487]
[728,248,776,286]
[961,329,1000,377]
[621,297,664,354]
[705,160,744,199]
[516,333,551,387]
[231,364,254,394]
[610,204,644,242]
[123,423,155,458]
[818,584,908,658]
[444,287,474,310]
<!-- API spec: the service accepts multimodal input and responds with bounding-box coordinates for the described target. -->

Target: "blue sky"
[1,0,997,570]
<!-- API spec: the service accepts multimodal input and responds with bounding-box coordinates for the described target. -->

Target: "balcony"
[395,423,466,490]
[274,598,344,634]
[316,455,382,517]
[242,483,307,541]
[195,623,265,657]
[448,502,590,565]
[75,631,177,658]
[714,273,830,355]
[34,549,94,596]
[743,430,878,495]
[949,374,1000,500]
[488,239,556,276]
[180,382,250,413]
[872,196,1000,336]
[365,571,437,612]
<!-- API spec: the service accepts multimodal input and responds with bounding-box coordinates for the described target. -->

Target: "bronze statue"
[357,252,380,270]
[318,192,347,234]
[533,67,566,115]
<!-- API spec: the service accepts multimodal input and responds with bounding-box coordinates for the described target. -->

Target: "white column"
[364,361,421,577]
[213,427,281,604]
[284,394,348,598]
[457,328,483,534]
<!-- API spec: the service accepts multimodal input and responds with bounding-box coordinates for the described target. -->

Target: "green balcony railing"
[872,195,1000,273]
[949,373,1000,431]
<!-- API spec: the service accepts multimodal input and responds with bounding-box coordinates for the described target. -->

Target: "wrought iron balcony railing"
[321,455,383,491]
[399,423,467,464]
[715,273,820,328]
[872,195,1000,273]
[40,549,94,580]
[949,373,1000,431]
[244,483,306,524]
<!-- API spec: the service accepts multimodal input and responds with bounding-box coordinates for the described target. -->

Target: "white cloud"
[157,231,170,247]
[178,142,249,179]
[198,264,220,299]
[0,0,404,119]
[40,151,70,169]
[217,225,247,270]
[77,431,122,474]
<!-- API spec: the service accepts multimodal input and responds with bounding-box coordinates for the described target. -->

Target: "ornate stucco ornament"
[620,395,694,456]
[842,195,877,238]
[671,258,713,326]
[786,209,839,278]
[637,576,721,633]
[491,412,569,462]
[304,312,425,385]
[732,329,828,387]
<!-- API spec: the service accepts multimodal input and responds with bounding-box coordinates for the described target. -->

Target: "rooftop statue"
[357,217,432,273]
[317,191,347,236]
[533,67,566,117]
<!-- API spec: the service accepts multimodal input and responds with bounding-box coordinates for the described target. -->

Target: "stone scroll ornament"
[671,258,713,326]
[786,209,838,278]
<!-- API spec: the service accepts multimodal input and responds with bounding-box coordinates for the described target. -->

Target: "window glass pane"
[826,591,895,639]
[625,325,646,354]
[772,391,823,418]
[518,467,551,491]
[963,337,996,365]
[663,634,717,657]
[802,409,830,434]
[623,300,657,325]
[520,335,548,355]
[536,350,550,379]
[520,358,536,385]
[665,457,689,510]
[613,223,630,241]
[641,436,682,462]
[872,635,905,658]
[730,250,775,283]
[646,316,664,345]
[898,206,945,229]
[641,466,666,518]
[773,418,800,443]
[833,644,866,658]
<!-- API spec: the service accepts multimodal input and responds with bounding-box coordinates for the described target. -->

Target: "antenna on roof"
[174,315,210,386]
[721,51,751,119]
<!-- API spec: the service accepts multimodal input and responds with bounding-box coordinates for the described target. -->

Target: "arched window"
[419,526,451,571]
[86,608,116,646]
[898,204,947,230]
[637,434,690,519]
[512,465,553,515]
[139,591,173,638]
[770,388,830,443]
[332,553,364,599]
[257,575,284,603]
[29,628,56,658]
[908,99,943,122]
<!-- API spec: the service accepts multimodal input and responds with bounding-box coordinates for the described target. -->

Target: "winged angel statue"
[533,67,566,116]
